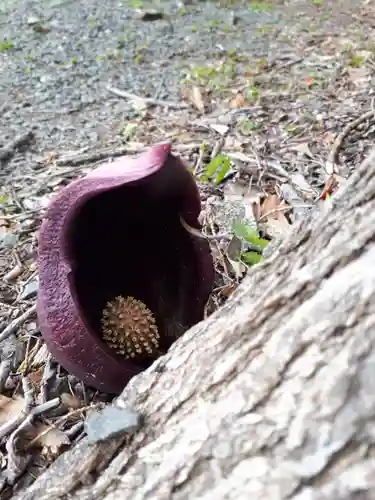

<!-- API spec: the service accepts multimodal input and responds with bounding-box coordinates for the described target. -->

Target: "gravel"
[0,0,291,158]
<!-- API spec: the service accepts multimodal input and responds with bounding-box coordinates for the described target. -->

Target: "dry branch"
[0,131,34,163]
[11,149,375,500]
[325,109,375,174]
[106,85,188,110]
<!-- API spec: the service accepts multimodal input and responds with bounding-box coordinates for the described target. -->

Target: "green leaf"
[121,122,137,142]
[241,251,263,266]
[232,221,269,250]
[0,194,8,205]
[0,40,13,52]
[205,154,229,177]
[204,154,231,184]
[214,161,231,184]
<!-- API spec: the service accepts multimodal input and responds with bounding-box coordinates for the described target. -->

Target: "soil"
[0,0,375,494]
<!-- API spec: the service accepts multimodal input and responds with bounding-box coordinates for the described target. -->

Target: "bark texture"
[13,150,375,500]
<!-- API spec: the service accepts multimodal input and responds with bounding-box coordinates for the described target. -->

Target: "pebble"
[19,279,39,300]
[85,405,143,443]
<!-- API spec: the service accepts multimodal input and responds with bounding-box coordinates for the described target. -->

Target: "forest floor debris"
[0,0,375,495]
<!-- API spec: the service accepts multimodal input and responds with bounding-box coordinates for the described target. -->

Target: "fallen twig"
[325,110,375,175]
[0,377,37,441]
[258,204,313,222]
[0,304,37,343]
[26,402,102,449]
[180,216,231,241]
[53,143,202,167]
[0,131,34,162]
[106,85,188,110]
[275,57,304,71]
[53,146,146,167]
[193,143,206,176]
[3,393,61,486]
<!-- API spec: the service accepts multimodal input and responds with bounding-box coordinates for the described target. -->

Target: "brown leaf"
[183,86,205,112]
[321,131,336,147]
[229,93,245,109]
[0,395,25,424]
[218,283,239,298]
[43,151,58,165]
[260,194,281,218]
[259,194,292,239]
[30,423,70,457]
[28,367,45,389]
[320,173,347,200]
[289,142,313,158]
[29,343,50,369]
[60,393,82,410]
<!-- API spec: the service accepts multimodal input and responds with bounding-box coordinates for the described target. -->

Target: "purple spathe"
[37,143,214,394]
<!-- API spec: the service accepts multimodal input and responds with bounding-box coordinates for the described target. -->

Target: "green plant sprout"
[232,220,270,267]
[200,154,231,184]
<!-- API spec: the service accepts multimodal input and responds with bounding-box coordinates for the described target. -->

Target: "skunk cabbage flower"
[37,143,214,394]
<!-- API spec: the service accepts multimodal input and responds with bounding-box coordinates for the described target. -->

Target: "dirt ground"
[0,0,375,495]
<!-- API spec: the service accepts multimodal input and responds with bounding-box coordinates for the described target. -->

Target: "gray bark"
[13,150,375,500]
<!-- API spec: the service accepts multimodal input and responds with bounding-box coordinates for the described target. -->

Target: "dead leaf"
[319,173,347,200]
[224,182,264,207]
[322,131,336,147]
[259,194,292,238]
[218,283,239,298]
[28,368,45,389]
[183,86,205,112]
[226,235,247,279]
[229,93,245,109]
[289,142,313,158]
[210,123,229,135]
[60,393,82,410]
[260,194,281,218]
[43,151,58,165]
[29,343,49,369]
[29,423,70,458]
[0,395,25,424]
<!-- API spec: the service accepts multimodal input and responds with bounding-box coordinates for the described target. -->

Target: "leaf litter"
[0,0,375,494]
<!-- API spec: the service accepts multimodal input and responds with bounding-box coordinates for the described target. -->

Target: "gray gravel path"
[0,0,367,171]
[0,0,291,156]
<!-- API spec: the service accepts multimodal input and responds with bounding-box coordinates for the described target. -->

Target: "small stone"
[19,279,39,300]
[85,406,142,443]
[0,233,18,250]
[27,16,41,25]
[135,9,165,21]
